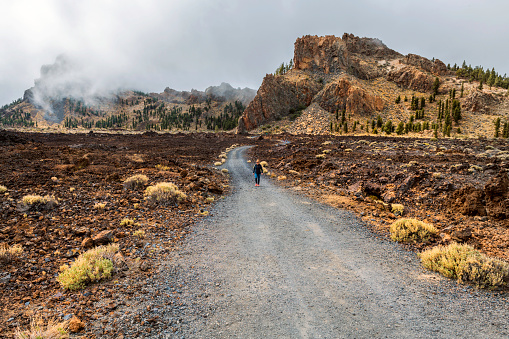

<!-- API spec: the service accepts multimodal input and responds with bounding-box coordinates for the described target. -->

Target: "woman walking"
[253,159,263,186]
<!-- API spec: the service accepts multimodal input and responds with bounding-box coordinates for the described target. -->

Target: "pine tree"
[460,82,464,98]
[420,97,426,108]
[433,77,440,95]
[376,115,383,128]
[396,121,405,135]
[395,95,401,104]
[478,80,483,90]
[495,117,501,138]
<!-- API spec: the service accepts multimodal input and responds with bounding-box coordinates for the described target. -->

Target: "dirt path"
[114,146,509,338]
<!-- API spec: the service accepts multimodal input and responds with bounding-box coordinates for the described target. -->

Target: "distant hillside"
[238,33,509,139]
[0,56,256,132]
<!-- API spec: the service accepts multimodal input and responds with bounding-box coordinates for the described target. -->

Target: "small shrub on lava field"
[155,164,171,171]
[57,244,119,290]
[94,202,106,211]
[144,182,187,204]
[260,161,268,167]
[316,154,326,159]
[0,185,7,193]
[0,243,23,265]
[420,243,509,289]
[391,204,404,216]
[20,195,58,211]
[214,162,222,166]
[390,218,437,243]
[205,197,214,203]
[120,218,136,227]
[123,174,148,189]
[132,230,146,238]
[14,316,69,339]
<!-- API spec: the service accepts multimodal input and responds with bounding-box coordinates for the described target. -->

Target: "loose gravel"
[107,146,509,339]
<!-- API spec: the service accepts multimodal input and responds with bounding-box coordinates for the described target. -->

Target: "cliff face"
[238,73,322,132]
[238,33,398,132]
[312,75,384,114]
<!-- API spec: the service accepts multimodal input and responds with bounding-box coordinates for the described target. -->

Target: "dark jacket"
[253,164,263,175]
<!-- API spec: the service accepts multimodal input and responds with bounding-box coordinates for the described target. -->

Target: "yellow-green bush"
[144,182,187,204]
[123,174,148,189]
[0,243,23,265]
[57,244,118,290]
[0,185,7,193]
[20,195,58,211]
[391,204,404,216]
[132,230,146,238]
[14,316,69,339]
[94,202,106,210]
[420,243,509,289]
[120,218,136,227]
[390,218,437,243]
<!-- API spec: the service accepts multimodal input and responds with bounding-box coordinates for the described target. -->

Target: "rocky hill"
[238,33,509,138]
[0,56,256,132]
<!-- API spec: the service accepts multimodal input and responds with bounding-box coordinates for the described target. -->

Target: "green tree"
[495,117,501,138]
[432,77,440,95]
[460,82,464,98]
[396,121,405,135]
[478,80,483,90]
[395,95,401,104]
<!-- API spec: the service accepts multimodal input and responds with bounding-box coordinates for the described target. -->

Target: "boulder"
[81,237,95,249]
[92,230,113,245]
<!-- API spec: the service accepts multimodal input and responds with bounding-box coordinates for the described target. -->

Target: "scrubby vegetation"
[144,182,187,204]
[420,243,509,289]
[14,316,69,339]
[123,174,149,189]
[389,218,437,243]
[20,195,58,211]
[0,185,7,193]
[0,243,23,265]
[57,244,119,290]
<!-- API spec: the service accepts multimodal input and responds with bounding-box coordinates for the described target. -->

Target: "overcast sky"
[1,0,508,106]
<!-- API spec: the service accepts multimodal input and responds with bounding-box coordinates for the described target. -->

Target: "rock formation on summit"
[237,32,466,133]
[238,33,400,133]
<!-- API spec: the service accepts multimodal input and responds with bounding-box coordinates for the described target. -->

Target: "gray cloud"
[1,0,508,106]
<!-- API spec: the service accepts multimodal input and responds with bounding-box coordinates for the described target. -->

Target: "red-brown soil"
[249,134,509,258]
[0,130,251,337]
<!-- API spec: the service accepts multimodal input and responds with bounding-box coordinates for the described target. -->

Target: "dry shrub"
[0,243,23,265]
[120,218,136,227]
[93,202,106,210]
[0,185,7,193]
[316,154,326,159]
[390,218,437,243]
[391,203,404,216]
[144,182,187,204]
[123,174,148,189]
[214,162,222,166]
[20,195,58,211]
[132,230,146,238]
[15,316,69,339]
[221,168,229,173]
[155,164,171,171]
[260,161,268,167]
[57,244,119,290]
[277,175,287,181]
[420,243,509,289]
[205,197,214,203]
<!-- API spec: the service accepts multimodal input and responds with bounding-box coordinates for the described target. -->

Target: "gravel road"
[115,146,509,338]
